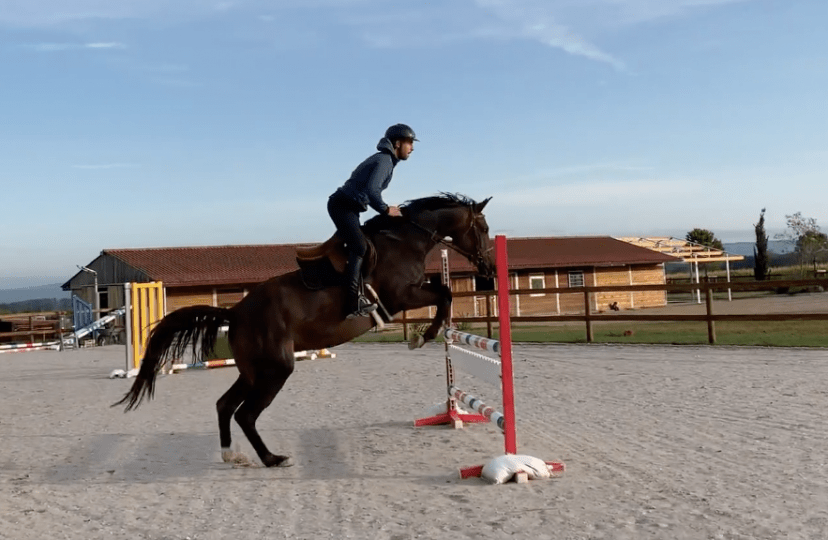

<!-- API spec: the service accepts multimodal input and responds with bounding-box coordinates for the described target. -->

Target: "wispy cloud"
[469,0,758,68]
[345,1,628,69]
[473,0,625,70]
[528,23,626,71]
[0,0,215,26]
[84,42,125,49]
[72,163,137,170]
[213,2,237,13]
[29,41,126,52]
[5,0,756,70]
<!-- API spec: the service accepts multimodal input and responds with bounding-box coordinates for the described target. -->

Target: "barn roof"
[506,236,678,268]
[65,236,679,289]
[103,244,309,287]
[428,236,678,274]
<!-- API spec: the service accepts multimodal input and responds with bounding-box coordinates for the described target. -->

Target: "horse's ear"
[474,197,492,213]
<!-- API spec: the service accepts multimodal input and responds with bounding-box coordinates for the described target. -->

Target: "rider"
[327,123,417,319]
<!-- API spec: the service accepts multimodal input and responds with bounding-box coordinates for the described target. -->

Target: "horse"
[114,193,495,467]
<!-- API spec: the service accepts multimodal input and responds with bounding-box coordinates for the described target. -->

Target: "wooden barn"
[62,237,678,320]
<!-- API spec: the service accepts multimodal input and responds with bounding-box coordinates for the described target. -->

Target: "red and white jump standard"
[414,235,565,482]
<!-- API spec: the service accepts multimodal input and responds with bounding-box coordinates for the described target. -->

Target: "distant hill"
[724,241,794,257]
[0,297,72,314]
[0,283,69,304]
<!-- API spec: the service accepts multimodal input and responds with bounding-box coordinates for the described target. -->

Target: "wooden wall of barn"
[512,268,593,316]
[166,287,215,313]
[403,263,667,320]
[594,264,667,312]
[165,286,250,314]
[84,264,666,320]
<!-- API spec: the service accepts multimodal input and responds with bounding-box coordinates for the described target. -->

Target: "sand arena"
[2,342,827,539]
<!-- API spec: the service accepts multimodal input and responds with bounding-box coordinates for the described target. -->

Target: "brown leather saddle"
[295,233,377,289]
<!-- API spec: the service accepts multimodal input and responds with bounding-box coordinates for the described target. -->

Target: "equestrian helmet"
[385,123,418,142]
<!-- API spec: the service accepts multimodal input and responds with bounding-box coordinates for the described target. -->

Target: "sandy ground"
[642,292,828,316]
[2,340,828,540]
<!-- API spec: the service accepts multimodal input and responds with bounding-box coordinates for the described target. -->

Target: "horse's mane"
[401,192,477,214]
[363,192,477,233]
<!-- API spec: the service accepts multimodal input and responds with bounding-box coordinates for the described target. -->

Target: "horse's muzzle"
[478,259,496,279]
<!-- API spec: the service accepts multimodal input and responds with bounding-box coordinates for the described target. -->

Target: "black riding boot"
[344,254,377,319]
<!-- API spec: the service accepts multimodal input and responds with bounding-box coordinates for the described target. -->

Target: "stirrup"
[358,296,378,314]
[346,296,377,319]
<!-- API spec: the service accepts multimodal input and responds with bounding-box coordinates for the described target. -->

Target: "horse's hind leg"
[217,376,250,458]
[234,362,294,467]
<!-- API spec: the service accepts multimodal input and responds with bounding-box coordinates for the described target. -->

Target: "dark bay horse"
[115,193,495,467]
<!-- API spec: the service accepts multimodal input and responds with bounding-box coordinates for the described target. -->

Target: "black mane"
[363,192,477,232]
[401,192,477,214]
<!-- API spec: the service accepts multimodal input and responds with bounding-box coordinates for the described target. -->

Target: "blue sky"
[2,0,826,288]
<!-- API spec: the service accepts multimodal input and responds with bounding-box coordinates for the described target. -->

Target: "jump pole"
[170,349,335,373]
[0,341,61,353]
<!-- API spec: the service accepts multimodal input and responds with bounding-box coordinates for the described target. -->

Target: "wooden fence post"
[584,290,594,343]
[705,282,717,344]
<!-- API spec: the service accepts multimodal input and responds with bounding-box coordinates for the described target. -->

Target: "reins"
[405,206,490,267]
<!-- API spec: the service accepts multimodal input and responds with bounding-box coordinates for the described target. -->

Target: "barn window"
[529,273,545,296]
[568,271,585,288]
[99,288,109,310]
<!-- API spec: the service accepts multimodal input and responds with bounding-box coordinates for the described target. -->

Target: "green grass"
[204,316,828,354]
[353,320,828,347]
[206,336,233,360]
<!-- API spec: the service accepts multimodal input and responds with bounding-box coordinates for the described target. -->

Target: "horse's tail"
[113,305,232,412]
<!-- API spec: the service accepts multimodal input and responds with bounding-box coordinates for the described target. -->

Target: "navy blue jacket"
[335,138,398,215]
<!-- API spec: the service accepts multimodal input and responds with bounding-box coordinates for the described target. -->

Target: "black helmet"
[385,123,418,142]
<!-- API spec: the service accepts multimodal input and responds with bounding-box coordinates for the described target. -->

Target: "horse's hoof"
[222,448,246,463]
[221,449,258,467]
[263,454,293,468]
[408,334,425,350]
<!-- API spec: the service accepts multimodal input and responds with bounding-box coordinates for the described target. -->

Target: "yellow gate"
[124,282,164,371]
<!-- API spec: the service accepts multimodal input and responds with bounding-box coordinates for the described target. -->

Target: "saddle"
[296,233,377,290]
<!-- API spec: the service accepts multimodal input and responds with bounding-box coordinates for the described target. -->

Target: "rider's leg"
[344,251,377,318]
[327,195,377,317]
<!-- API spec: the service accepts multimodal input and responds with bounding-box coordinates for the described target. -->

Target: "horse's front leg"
[402,281,452,349]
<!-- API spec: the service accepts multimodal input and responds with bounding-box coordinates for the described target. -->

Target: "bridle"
[407,205,492,271]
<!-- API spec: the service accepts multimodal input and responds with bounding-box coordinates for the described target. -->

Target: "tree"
[797,229,828,262]
[753,208,770,280]
[685,228,724,251]
[776,212,828,274]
